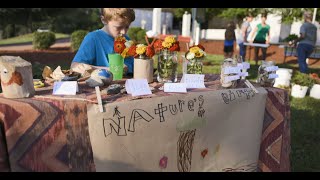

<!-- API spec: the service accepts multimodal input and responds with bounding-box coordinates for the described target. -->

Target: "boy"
[71,8,135,76]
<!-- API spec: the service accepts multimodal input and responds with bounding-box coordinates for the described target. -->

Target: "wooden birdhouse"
[0,56,35,98]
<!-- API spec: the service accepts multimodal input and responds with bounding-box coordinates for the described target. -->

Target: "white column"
[313,8,317,24]
[141,19,146,29]
[152,8,162,35]
[182,11,191,37]
[162,24,167,35]
[195,23,200,45]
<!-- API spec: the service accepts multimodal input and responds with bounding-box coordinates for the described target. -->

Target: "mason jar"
[186,58,203,74]
[157,49,178,83]
[220,58,239,88]
[257,60,276,87]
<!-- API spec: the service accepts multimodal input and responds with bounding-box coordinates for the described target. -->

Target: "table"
[243,43,270,64]
[281,45,320,63]
[0,75,290,172]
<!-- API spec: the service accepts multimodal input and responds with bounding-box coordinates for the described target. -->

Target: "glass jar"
[257,60,276,87]
[220,58,239,88]
[186,58,203,74]
[157,49,178,83]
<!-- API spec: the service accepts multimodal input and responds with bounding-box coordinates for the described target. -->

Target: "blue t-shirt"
[72,29,134,73]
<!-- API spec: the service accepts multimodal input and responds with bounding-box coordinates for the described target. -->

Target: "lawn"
[1,53,320,172]
[0,33,70,45]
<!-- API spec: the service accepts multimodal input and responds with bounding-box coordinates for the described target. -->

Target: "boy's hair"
[101,8,135,24]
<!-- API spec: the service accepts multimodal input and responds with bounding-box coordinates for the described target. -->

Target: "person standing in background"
[295,11,317,74]
[224,22,236,58]
[237,13,254,61]
[250,13,270,65]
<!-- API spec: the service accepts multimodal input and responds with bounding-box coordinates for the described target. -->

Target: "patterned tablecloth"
[0,75,290,172]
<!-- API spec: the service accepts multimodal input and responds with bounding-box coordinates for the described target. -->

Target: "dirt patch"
[0,46,76,69]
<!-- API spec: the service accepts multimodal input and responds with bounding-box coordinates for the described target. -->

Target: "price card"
[53,81,78,95]
[125,79,152,97]
[268,73,279,79]
[223,67,241,74]
[265,66,279,72]
[180,74,206,89]
[164,83,187,93]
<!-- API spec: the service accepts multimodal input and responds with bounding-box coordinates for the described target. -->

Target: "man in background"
[295,11,318,74]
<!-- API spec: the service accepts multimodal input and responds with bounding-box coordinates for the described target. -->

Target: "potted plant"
[309,73,320,99]
[291,71,316,98]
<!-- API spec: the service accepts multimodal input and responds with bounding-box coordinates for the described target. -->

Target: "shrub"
[71,30,89,52]
[292,71,316,87]
[33,31,56,50]
[127,27,151,44]
[3,24,15,39]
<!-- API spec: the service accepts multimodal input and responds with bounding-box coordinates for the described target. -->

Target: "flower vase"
[186,58,203,74]
[157,49,178,83]
[134,56,154,83]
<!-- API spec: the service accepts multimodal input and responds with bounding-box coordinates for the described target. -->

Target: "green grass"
[0,33,70,45]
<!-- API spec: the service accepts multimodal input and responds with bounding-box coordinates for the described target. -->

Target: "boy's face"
[106,19,130,38]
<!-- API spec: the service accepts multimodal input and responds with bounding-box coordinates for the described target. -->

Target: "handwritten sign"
[125,79,152,97]
[164,83,187,93]
[237,62,250,70]
[239,72,249,77]
[52,81,78,95]
[87,88,268,172]
[265,66,279,72]
[223,67,241,74]
[180,74,205,89]
[223,75,240,83]
[268,73,279,79]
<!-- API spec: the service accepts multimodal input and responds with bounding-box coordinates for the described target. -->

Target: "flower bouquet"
[129,36,156,83]
[184,44,206,74]
[154,36,180,83]
[109,36,134,80]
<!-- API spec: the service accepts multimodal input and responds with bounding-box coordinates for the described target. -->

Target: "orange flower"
[127,45,137,57]
[168,42,180,52]
[153,39,163,53]
[114,41,126,54]
[146,46,155,58]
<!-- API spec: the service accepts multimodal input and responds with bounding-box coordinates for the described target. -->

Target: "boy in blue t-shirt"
[71,8,135,76]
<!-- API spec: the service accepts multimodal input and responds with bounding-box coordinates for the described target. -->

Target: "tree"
[271,8,320,24]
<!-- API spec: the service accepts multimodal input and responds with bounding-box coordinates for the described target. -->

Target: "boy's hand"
[123,64,128,75]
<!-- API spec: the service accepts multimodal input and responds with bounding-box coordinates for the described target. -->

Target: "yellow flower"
[136,44,147,55]
[162,41,172,49]
[164,36,176,44]
[121,48,129,58]
[189,47,200,54]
